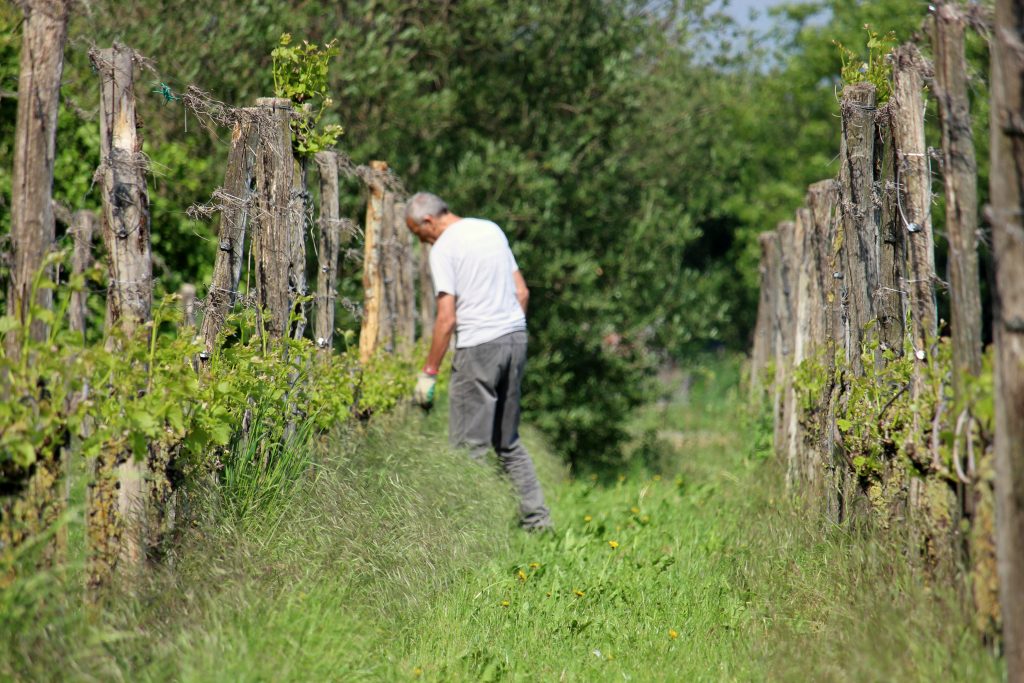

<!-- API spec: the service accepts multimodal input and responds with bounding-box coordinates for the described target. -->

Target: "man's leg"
[492,332,552,531]
[448,343,500,462]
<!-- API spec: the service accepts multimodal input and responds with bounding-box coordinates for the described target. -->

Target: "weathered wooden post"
[252,97,294,341]
[875,112,906,359]
[933,1,983,400]
[418,241,436,340]
[88,43,154,584]
[785,209,811,489]
[378,190,398,353]
[359,160,387,363]
[199,113,256,356]
[749,232,777,402]
[179,284,197,329]
[989,0,1024,674]
[771,221,795,460]
[7,0,71,352]
[837,82,879,376]
[394,200,417,355]
[314,150,341,353]
[69,209,98,342]
[289,153,309,340]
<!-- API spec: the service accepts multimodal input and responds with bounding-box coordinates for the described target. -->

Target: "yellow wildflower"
[630,506,640,514]
[584,515,593,523]
[641,514,651,524]
[574,589,585,597]
[669,629,679,639]
[501,600,510,607]
[608,540,619,549]
[413,667,423,677]
[517,569,527,582]
[529,562,540,569]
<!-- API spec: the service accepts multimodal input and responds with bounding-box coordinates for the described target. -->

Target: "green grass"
[1,355,1003,681]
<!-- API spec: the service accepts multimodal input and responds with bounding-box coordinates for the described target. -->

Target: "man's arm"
[513,270,529,315]
[424,293,456,374]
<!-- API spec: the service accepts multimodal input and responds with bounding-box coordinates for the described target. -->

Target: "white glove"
[414,372,437,408]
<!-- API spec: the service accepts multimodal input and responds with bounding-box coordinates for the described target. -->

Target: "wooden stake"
[933,1,984,400]
[394,200,417,355]
[875,114,907,359]
[200,114,255,355]
[289,155,309,340]
[418,241,436,341]
[359,160,387,363]
[314,151,341,353]
[378,189,398,353]
[69,209,97,342]
[772,221,795,461]
[252,97,294,340]
[837,82,879,376]
[179,283,196,329]
[7,0,70,352]
[989,0,1024,673]
[750,231,777,401]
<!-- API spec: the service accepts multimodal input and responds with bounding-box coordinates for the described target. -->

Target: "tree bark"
[314,151,341,353]
[359,160,387,363]
[933,1,984,401]
[7,0,71,353]
[252,97,294,341]
[990,0,1024,674]
[199,114,255,355]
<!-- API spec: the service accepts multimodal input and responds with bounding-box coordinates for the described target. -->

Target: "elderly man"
[405,192,552,532]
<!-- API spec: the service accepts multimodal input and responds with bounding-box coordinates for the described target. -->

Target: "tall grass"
[0,356,1003,681]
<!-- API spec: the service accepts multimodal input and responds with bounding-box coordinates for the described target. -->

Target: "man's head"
[405,192,456,244]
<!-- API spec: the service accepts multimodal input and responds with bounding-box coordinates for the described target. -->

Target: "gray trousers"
[449,330,552,530]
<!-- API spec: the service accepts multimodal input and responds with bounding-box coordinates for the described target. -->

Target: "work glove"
[414,371,437,408]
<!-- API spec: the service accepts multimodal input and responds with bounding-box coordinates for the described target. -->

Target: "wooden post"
[893,45,938,375]
[314,151,340,352]
[749,232,777,401]
[179,284,196,329]
[837,82,879,376]
[69,209,97,342]
[785,208,811,489]
[252,97,294,341]
[378,189,398,353]
[89,43,154,584]
[359,160,387,363]
[394,200,416,355]
[875,114,906,359]
[772,221,795,461]
[289,155,309,340]
[199,114,255,355]
[418,241,436,340]
[807,180,840,502]
[989,0,1024,673]
[7,0,70,352]
[933,1,984,401]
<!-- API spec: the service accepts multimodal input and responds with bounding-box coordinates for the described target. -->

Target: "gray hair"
[405,192,449,227]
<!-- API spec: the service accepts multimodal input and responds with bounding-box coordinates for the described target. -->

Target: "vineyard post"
[771,221,794,461]
[252,97,294,340]
[807,180,840,501]
[179,284,196,329]
[749,231,777,401]
[418,241,436,340]
[989,0,1024,673]
[314,150,340,353]
[785,208,812,489]
[379,189,398,353]
[394,199,417,355]
[837,82,879,377]
[6,0,71,354]
[289,145,310,340]
[199,114,255,357]
[90,43,155,584]
[933,2,984,400]
[69,209,98,342]
[359,160,387,363]
[875,112,907,360]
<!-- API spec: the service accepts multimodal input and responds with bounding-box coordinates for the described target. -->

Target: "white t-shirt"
[429,217,527,348]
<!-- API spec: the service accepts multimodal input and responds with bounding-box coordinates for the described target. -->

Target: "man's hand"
[414,371,437,408]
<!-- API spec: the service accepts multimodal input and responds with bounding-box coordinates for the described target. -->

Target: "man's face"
[407,216,437,244]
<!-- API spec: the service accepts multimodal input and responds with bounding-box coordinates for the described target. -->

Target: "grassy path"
[2,359,1002,681]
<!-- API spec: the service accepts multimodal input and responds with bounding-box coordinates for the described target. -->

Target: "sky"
[721,0,791,32]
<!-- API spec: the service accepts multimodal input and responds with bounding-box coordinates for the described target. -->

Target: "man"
[405,192,552,532]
